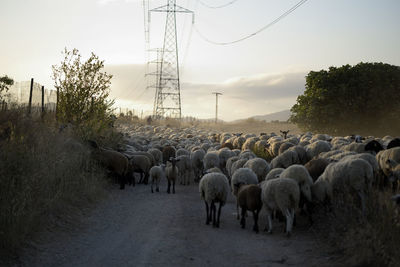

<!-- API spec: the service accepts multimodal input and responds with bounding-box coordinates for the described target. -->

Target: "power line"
[197,0,240,9]
[194,0,309,45]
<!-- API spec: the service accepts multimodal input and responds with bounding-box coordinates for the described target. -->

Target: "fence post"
[41,85,45,117]
[28,78,34,115]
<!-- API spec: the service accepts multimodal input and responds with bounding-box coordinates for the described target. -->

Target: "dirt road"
[18,180,335,267]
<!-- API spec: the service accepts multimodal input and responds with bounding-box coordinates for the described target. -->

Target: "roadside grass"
[0,108,120,260]
[312,188,400,266]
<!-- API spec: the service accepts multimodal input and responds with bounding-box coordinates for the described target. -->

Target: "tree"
[0,75,14,101]
[52,48,114,133]
[290,62,400,136]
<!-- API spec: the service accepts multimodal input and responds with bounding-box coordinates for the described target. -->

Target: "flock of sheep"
[89,125,400,236]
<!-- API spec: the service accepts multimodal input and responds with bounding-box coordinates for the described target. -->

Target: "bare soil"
[15,179,338,267]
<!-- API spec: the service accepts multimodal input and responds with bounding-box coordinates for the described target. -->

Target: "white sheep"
[218,147,236,174]
[243,157,270,182]
[166,157,180,194]
[305,140,331,160]
[265,168,284,181]
[318,158,373,214]
[176,155,192,185]
[279,164,313,202]
[270,150,299,169]
[203,151,220,170]
[199,172,230,227]
[261,178,300,236]
[230,158,248,178]
[191,149,205,182]
[149,164,166,193]
[226,156,239,179]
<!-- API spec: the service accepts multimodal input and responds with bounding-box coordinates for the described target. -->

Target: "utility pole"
[212,92,222,123]
[150,0,194,119]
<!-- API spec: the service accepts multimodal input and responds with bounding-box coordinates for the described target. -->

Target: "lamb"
[166,157,180,194]
[149,164,166,193]
[237,184,263,233]
[261,178,300,236]
[88,140,129,189]
[231,168,259,220]
[199,172,230,227]
[243,158,270,183]
[203,151,220,171]
[265,168,284,181]
[191,149,205,182]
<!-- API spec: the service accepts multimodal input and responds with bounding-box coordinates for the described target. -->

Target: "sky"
[1,0,399,121]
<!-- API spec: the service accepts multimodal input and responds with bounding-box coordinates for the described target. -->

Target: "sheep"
[129,155,152,184]
[88,140,129,189]
[191,149,205,182]
[166,157,180,194]
[305,140,331,160]
[318,158,373,214]
[364,140,384,154]
[280,130,290,139]
[279,165,313,202]
[278,142,295,155]
[243,158,270,182]
[226,156,239,179]
[231,168,259,220]
[162,145,176,164]
[287,145,308,165]
[265,168,284,181]
[149,164,166,193]
[261,178,300,236]
[270,150,299,169]
[205,167,223,174]
[376,147,400,191]
[218,148,235,174]
[203,151,220,171]
[387,138,400,149]
[237,184,263,233]
[176,148,190,157]
[148,148,163,166]
[305,158,330,182]
[199,172,230,227]
[176,155,192,185]
[238,150,256,161]
[230,158,248,178]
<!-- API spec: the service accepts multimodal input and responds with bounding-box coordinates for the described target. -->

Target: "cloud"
[98,0,140,6]
[104,64,307,121]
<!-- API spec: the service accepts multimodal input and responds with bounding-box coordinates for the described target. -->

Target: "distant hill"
[251,110,291,122]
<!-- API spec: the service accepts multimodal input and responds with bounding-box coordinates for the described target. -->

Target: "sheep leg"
[144,173,149,185]
[240,208,246,229]
[172,180,175,194]
[253,210,259,233]
[167,180,171,194]
[212,201,217,227]
[285,208,292,237]
[151,182,154,193]
[216,202,222,228]
[205,201,210,225]
[266,210,273,234]
[236,203,240,220]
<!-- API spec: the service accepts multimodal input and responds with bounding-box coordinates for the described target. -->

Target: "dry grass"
[312,188,400,266]
[0,109,113,260]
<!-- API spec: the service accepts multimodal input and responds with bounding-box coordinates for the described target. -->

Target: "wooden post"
[41,85,45,116]
[28,78,34,115]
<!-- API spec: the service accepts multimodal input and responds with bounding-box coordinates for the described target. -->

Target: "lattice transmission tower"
[150,0,194,119]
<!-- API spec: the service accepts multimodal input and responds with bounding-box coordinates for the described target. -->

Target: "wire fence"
[1,79,57,115]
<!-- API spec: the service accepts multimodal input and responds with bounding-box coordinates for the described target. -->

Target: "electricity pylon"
[150,0,194,119]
